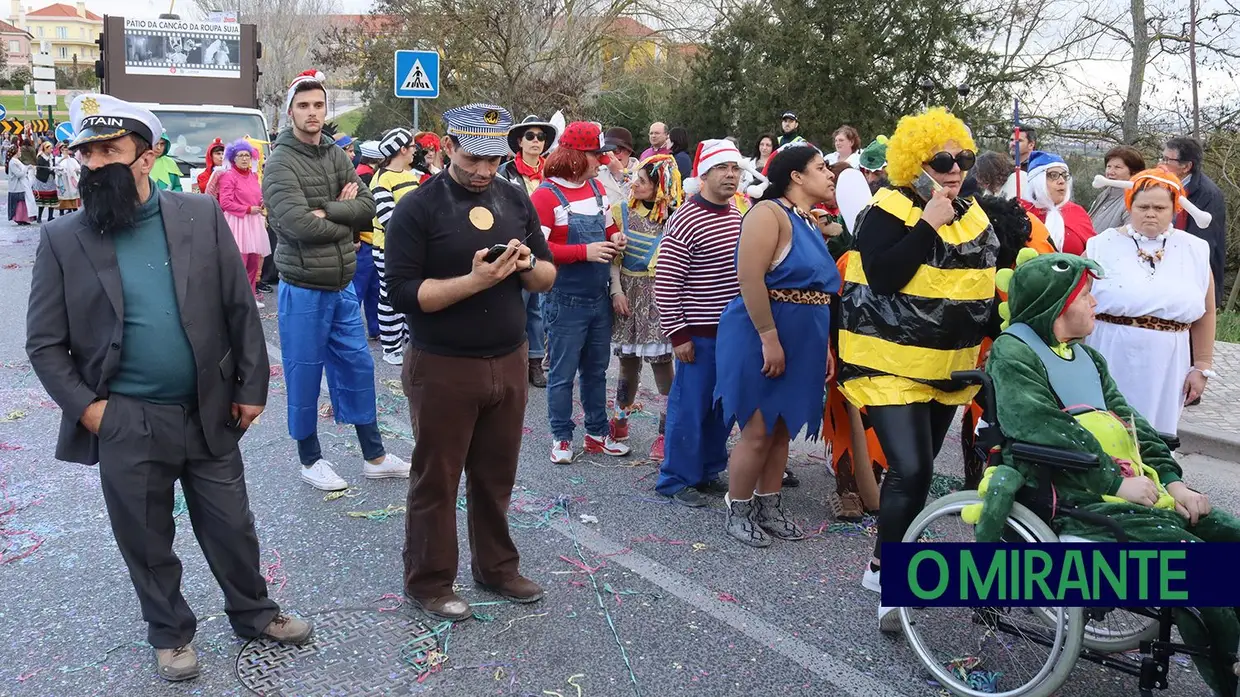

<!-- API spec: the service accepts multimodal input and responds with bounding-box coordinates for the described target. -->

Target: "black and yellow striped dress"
[837,187,998,407]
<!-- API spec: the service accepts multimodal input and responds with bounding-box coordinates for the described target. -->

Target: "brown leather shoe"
[409,594,472,621]
[477,575,545,604]
[836,491,865,522]
[529,358,547,388]
[260,613,314,645]
[155,645,200,682]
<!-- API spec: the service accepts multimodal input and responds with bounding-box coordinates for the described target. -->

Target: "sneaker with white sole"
[878,605,902,633]
[364,453,411,479]
[584,433,630,457]
[862,564,881,594]
[255,299,266,309]
[550,440,574,464]
[382,351,404,366]
[301,460,348,491]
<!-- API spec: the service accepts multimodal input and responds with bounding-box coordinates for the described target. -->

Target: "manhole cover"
[235,608,435,696]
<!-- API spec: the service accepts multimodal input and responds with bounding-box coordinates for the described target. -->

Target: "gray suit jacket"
[25,190,269,465]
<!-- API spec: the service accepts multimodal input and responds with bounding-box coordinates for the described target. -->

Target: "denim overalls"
[542,180,613,441]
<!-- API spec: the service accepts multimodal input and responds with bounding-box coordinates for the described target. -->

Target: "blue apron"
[543,180,611,298]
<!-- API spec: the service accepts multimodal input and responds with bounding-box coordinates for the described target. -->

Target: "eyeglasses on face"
[924,149,976,174]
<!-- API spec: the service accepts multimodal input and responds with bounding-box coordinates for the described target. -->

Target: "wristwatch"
[521,255,537,273]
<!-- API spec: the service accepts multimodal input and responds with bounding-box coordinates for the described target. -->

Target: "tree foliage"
[670,0,1025,151]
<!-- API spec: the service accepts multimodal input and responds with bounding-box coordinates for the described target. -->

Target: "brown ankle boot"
[529,358,546,388]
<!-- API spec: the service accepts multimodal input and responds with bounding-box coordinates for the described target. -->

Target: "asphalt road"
[0,215,1229,697]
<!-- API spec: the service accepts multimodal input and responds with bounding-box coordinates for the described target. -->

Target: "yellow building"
[9,1,102,66]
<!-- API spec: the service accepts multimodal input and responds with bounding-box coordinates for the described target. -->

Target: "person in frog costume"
[971,251,1240,696]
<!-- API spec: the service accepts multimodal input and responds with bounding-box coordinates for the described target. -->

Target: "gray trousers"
[97,394,279,648]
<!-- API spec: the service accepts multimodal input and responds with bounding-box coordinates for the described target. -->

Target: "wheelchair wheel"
[1032,605,1158,653]
[899,491,1085,697]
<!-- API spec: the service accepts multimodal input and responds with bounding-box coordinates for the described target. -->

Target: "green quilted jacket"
[262,128,375,291]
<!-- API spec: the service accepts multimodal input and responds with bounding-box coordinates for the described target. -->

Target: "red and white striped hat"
[684,139,744,194]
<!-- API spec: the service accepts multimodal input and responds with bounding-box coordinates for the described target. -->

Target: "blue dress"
[715,201,842,439]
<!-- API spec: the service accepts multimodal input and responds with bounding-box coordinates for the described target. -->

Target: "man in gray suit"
[25,94,313,682]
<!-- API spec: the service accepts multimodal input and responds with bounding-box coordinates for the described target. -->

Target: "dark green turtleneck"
[108,184,198,404]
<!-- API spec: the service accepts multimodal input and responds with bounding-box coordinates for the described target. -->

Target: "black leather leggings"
[869,402,958,560]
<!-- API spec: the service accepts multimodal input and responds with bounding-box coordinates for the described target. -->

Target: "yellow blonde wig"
[885,107,976,187]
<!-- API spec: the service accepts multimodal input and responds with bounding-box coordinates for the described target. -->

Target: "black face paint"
[80,154,143,234]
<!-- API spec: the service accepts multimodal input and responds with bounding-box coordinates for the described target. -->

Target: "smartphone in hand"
[483,244,511,263]
[912,172,941,201]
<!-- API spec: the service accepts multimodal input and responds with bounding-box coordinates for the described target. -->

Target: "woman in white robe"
[1084,169,1216,435]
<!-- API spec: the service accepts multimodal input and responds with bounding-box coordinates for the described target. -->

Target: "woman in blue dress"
[715,144,842,548]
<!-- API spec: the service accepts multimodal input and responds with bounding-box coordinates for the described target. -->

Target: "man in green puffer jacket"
[262,68,411,492]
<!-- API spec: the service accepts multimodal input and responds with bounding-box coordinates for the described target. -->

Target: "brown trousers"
[401,343,529,599]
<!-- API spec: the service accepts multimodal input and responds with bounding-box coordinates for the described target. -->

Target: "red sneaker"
[609,417,629,442]
[584,434,631,457]
[649,434,665,461]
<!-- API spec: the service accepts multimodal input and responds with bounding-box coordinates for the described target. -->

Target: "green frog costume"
[965,250,1240,695]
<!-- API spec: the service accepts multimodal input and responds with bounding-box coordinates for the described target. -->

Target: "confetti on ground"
[944,656,1002,693]
[1,409,26,422]
[716,592,738,603]
[323,487,362,501]
[929,473,966,498]
[579,514,599,524]
[0,442,22,451]
[269,365,283,378]
[568,476,586,485]
[496,611,549,635]
[399,620,453,679]
[1,472,44,564]
[2,263,19,270]
[172,489,188,518]
[382,379,404,397]
[346,504,406,521]
[376,593,404,612]
[543,673,587,697]
[58,641,146,673]
[262,549,288,594]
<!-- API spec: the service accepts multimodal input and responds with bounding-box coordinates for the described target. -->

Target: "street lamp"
[919,76,935,108]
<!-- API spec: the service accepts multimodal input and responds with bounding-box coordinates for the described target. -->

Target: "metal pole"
[1189,0,1200,140]
[413,99,419,131]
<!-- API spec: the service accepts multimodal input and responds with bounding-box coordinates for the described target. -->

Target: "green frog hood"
[1001,252,1102,344]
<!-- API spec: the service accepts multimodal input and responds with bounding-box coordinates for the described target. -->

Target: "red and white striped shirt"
[654,195,742,346]
[530,177,620,264]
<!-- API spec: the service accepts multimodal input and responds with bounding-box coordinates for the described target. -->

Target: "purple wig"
[224,138,258,164]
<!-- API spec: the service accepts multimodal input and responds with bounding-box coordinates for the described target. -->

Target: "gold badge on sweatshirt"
[469,206,494,230]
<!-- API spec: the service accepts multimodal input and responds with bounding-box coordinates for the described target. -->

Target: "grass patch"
[1218,311,1240,344]
[0,94,68,121]
[332,109,363,138]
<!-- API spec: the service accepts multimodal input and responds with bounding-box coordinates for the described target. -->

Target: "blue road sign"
[55,122,74,142]
[394,50,440,99]
[0,104,7,121]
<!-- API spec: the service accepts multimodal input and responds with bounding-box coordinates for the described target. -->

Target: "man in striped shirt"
[653,141,744,507]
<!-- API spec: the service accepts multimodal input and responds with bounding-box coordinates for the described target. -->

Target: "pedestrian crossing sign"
[394,50,440,99]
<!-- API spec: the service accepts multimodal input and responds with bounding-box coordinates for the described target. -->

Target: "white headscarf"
[1028,163,1072,251]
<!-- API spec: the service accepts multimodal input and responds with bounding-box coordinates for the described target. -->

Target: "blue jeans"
[352,242,380,338]
[523,290,545,360]
[297,422,385,466]
[656,336,730,495]
[545,291,611,441]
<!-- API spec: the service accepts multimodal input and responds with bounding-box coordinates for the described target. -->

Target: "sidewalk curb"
[1178,424,1240,461]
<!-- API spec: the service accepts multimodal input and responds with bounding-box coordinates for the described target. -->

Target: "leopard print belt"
[1096,313,1191,333]
[768,289,832,305]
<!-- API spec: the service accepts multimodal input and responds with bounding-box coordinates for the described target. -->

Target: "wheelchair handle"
[951,370,997,425]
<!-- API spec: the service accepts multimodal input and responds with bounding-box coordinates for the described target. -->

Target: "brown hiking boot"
[529,358,547,388]
[477,575,545,603]
[260,613,314,645]
[154,645,200,682]
[409,593,473,621]
[837,491,865,522]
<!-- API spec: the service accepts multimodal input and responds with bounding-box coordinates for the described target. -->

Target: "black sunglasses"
[924,150,976,174]
[523,132,547,142]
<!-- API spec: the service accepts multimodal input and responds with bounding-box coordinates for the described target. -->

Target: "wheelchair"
[897,370,1239,697]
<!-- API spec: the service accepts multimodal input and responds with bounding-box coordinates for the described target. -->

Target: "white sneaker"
[382,351,404,366]
[862,564,881,594]
[364,453,411,479]
[584,433,631,457]
[550,440,574,464]
[255,299,266,309]
[301,460,348,491]
[878,606,902,633]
